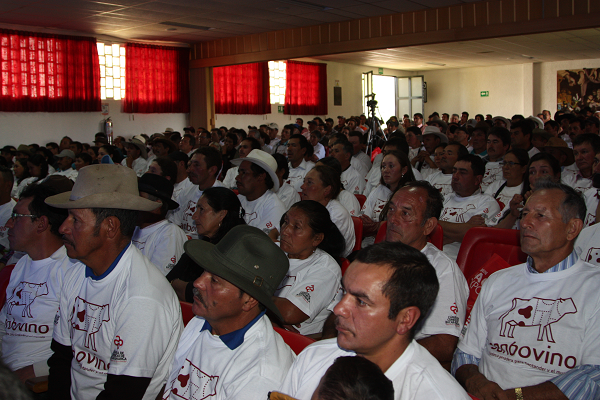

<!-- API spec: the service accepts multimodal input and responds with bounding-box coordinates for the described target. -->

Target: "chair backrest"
[274,327,315,355]
[180,301,195,326]
[456,227,527,275]
[374,221,443,250]
[351,216,363,252]
[354,193,367,209]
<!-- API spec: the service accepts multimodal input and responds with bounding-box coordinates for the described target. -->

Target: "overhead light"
[427,62,446,66]
[520,54,535,59]
[276,0,332,11]
[159,22,214,31]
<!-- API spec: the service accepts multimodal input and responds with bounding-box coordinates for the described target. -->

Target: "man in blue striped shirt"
[452,180,600,400]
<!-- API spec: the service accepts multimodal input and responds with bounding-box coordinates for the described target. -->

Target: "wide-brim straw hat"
[45,164,160,211]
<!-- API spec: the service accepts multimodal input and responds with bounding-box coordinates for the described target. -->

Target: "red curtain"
[123,43,189,113]
[0,30,100,112]
[213,62,270,115]
[285,60,327,115]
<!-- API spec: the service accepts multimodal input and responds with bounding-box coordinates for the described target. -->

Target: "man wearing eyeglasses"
[0,181,83,384]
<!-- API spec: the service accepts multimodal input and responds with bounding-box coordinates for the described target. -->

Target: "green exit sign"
[278,105,285,113]
[378,68,383,75]
[480,91,489,97]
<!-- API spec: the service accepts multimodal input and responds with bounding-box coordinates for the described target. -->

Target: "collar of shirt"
[86,242,130,280]
[200,309,266,350]
[526,250,578,274]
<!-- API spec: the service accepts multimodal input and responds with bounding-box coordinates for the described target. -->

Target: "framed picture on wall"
[557,68,600,111]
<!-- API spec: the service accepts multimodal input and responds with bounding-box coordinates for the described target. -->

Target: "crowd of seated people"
[1,106,600,400]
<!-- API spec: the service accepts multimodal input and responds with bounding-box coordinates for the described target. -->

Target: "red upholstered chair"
[351,216,363,252]
[180,301,195,326]
[354,194,367,209]
[456,227,527,276]
[274,327,315,355]
[232,189,239,195]
[469,394,481,400]
[374,222,443,251]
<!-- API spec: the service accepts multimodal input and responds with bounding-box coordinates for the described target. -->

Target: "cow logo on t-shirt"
[6,282,48,318]
[70,297,110,352]
[499,297,577,343]
[585,247,600,265]
[246,212,258,224]
[440,204,476,223]
[166,358,219,400]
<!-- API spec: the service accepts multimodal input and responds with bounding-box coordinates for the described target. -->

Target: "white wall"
[421,57,600,119]
[0,99,188,147]
[214,60,414,129]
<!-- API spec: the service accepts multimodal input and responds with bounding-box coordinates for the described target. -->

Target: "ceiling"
[0,0,599,71]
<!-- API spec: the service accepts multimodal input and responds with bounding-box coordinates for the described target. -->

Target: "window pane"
[106,76,113,89]
[100,77,105,87]
[100,65,105,78]
[411,76,423,98]
[114,78,120,88]
[105,45,111,56]
[106,88,113,98]
[112,44,119,57]
[101,87,106,99]
[397,77,410,97]
[113,66,120,78]
[97,42,105,56]
[114,88,121,100]
[106,55,112,68]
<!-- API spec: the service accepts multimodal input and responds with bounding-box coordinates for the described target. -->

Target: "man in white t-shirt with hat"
[234,149,286,237]
[45,164,183,400]
[121,136,149,177]
[412,125,448,180]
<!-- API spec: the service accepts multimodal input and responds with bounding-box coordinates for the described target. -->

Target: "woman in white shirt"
[274,200,345,336]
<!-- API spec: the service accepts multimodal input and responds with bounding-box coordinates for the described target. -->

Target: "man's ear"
[395,306,421,336]
[241,294,259,312]
[103,216,122,239]
[566,218,584,241]
[422,217,437,237]
[36,215,50,234]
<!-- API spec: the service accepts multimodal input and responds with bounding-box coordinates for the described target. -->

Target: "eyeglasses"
[501,161,523,167]
[10,212,38,220]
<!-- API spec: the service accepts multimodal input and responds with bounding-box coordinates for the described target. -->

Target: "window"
[268,61,286,104]
[97,42,125,100]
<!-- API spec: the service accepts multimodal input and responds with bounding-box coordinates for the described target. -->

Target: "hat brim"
[45,191,161,212]
[184,240,284,321]
[231,157,280,191]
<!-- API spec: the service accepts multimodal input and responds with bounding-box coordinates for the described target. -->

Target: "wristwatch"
[515,387,524,400]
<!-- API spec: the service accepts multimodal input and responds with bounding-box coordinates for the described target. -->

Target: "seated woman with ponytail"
[273,200,345,337]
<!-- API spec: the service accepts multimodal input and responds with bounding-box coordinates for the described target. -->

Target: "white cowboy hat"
[45,164,160,211]
[231,149,280,191]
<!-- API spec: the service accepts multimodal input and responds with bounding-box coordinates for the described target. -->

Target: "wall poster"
[557,68,600,111]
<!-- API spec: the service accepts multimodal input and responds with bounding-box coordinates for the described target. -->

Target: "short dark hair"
[76,153,93,166]
[545,120,559,130]
[317,157,342,176]
[91,208,138,238]
[273,153,290,180]
[401,181,444,222]
[354,242,439,336]
[314,356,394,400]
[446,142,469,158]
[249,162,274,190]
[289,134,309,151]
[406,126,422,137]
[153,156,178,182]
[182,133,196,148]
[414,113,423,119]
[202,187,246,243]
[384,137,409,156]
[242,136,261,151]
[573,133,600,153]
[487,127,511,146]
[512,119,533,137]
[333,139,353,156]
[312,165,342,200]
[46,142,59,151]
[193,146,222,178]
[348,130,365,143]
[168,151,189,165]
[21,184,68,238]
[456,154,485,177]
[533,180,586,223]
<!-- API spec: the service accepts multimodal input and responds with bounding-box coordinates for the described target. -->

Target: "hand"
[509,194,524,218]
[467,214,486,226]
[14,365,35,383]
[360,215,380,236]
[309,154,319,163]
[523,190,533,201]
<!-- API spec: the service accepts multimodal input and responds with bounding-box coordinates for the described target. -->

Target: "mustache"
[62,235,74,247]
[193,287,206,307]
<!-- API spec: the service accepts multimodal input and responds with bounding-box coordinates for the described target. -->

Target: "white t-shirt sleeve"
[148,226,187,275]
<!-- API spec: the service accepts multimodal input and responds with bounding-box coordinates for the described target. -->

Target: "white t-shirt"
[278,338,470,400]
[11,176,37,199]
[53,168,78,182]
[458,259,600,390]
[575,223,600,266]
[222,166,238,189]
[361,184,391,222]
[562,170,592,193]
[353,151,372,176]
[418,156,437,180]
[528,147,541,159]
[239,190,286,235]
[0,199,16,255]
[417,243,468,340]
[121,157,148,178]
[440,191,501,260]
[172,178,193,205]
[426,171,453,198]
[276,182,301,211]
[287,160,315,192]
[0,246,84,375]
[582,187,599,227]
[168,180,225,240]
[326,199,355,257]
[274,248,342,335]
[53,244,183,400]
[350,153,369,178]
[341,165,365,195]
[313,142,326,160]
[162,315,295,400]
[132,220,187,275]
[484,181,523,227]
[337,190,360,216]
[481,161,504,192]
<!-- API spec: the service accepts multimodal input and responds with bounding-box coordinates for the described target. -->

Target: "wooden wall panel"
[189,0,600,66]
[438,7,450,31]
[449,5,462,29]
